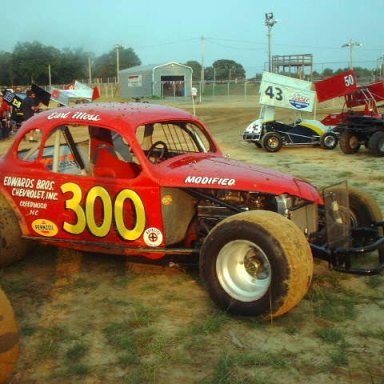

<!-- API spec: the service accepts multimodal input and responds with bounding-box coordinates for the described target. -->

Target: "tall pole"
[88,56,92,84]
[115,44,124,84]
[265,12,278,73]
[342,39,362,69]
[48,64,51,88]
[200,35,205,102]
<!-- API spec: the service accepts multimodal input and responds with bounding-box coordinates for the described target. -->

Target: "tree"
[207,59,246,81]
[93,47,141,79]
[10,42,61,85]
[184,60,202,81]
[0,51,12,85]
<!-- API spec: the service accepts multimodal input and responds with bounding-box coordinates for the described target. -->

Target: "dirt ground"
[1,96,384,384]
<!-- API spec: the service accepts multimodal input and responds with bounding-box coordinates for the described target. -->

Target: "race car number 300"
[60,182,146,240]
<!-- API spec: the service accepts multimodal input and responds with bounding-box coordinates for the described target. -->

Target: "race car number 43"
[61,182,146,240]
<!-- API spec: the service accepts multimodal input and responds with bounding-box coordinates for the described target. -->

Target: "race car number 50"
[60,182,145,240]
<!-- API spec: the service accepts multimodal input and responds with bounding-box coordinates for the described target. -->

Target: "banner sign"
[314,70,357,102]
[2,90,24,110]
[128,75,142,87]
[259,72,316,112]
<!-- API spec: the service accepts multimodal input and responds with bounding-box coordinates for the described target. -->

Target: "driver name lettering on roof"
[47,111,101,121]
[184,176,236,186]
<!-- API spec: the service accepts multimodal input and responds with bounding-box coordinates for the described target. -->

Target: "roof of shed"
[120,62,192,74]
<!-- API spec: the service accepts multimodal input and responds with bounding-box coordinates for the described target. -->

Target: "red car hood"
[153,154,322,204]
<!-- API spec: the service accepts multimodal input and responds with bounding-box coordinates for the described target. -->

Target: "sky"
[2,0,384,78]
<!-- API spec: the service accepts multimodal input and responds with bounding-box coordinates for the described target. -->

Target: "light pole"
[342,39,362,69]
[265,12,278,73]
[115,44,124,84]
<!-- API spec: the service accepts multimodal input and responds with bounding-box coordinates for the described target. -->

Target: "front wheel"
[200,210,313,318]
[339,131,360,154]
[0,287,19,384]
[0,194,31,267]
[261,132,283,152]
[320,132,338,150]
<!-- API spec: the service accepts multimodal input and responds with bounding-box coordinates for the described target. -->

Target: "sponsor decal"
[3,176,58,201]
[32,219,59,237]
[47,111,101,121]
[288,93,310,110]
[184,175,236,186]
[143,227,163,247]
[161,195,173,206]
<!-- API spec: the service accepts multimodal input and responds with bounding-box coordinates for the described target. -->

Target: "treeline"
[0,41,378,86]
[0,41,141,86]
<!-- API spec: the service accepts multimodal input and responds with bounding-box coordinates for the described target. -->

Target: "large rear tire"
[348,187,384,256]
[0,287,19,384]
[368,131,384,156]
[0,194,30,267]
[200,210,313,318]
[339,131,360,154]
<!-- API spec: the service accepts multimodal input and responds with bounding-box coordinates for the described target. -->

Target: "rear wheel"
[0,194,31,267]
[320,132,338,150]
[349,187,384,264]
[339,131,360,154]
[368,131,384,156]
[261,132,283,152]
[200,210,313,318]
[0,287,19,384]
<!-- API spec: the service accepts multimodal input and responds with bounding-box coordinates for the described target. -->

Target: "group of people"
[0,89,40,141]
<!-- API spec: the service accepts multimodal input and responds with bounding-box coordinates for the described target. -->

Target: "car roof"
[27,102,199,134]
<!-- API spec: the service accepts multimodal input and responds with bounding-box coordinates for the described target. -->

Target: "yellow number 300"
[60,182,146,240]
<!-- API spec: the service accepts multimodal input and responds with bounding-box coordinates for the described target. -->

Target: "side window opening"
[16,123,142,178]
[136,121,214,163]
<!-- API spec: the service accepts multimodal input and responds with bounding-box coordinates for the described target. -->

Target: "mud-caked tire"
[339,131,360,154]
[200,210,313,319]
[348,187,384,260]
[0,287,19,384]
[367,131,384,156]
[0,194,30,267]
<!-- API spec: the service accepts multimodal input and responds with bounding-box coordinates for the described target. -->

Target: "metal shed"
[119,62,193,99]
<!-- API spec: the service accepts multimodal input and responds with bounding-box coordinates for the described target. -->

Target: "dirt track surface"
[1,97,384,384]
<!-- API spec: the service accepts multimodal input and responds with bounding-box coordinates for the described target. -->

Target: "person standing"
[0,92,11,140]
[21,89,40,141]
[21,89,40,121]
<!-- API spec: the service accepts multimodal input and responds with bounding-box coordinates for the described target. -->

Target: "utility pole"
[265,12,278,73]
[115,44,124,83]
[88,56,92,85]
[342,39,362,69]
[200,35,205,101]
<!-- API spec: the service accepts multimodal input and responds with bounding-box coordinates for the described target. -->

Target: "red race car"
[1,102,383,319]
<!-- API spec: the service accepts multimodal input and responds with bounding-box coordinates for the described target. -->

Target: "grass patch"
[315,327,344,344]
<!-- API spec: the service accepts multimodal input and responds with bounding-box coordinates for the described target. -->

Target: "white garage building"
[119,62,193,99]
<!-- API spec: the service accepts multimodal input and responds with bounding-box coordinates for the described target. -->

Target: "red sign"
[315,70,357,102]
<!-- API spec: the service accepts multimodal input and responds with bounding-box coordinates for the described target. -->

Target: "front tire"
[320,132,338,150]
[0,194,31,267]
[0,287,19,384]
[339,131,360,154]
[261,132,283,152]
[200,210,313,318]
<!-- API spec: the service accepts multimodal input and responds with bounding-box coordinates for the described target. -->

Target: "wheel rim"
[266,136,279,149]
[216,240,272,302]
[324,135,336,147]
[349,135,359,149]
